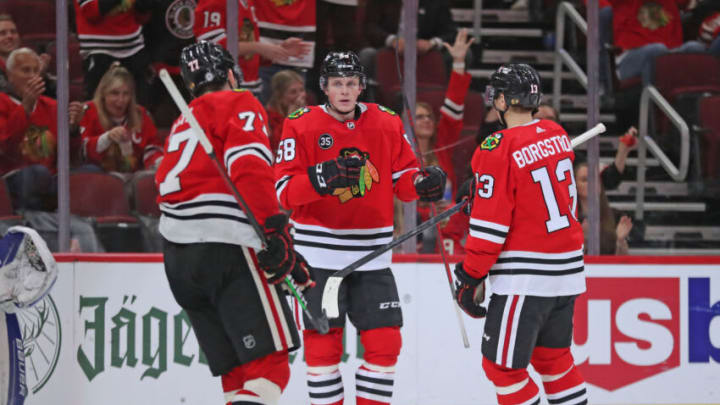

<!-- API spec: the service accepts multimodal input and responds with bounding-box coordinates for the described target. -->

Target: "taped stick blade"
[321,276,343,319]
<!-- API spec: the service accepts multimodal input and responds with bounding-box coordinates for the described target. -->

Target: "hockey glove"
[413,166,447,202]
[455,176,476,215]
[454,262,487,318]
[308,157,365,195]
[256,214,315,291]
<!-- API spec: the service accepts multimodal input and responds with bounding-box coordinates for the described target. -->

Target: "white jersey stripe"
[392,167,418,181]
[506,295,525,368]
[470,218,510,232]
[242,247,283,350]
[293,222,393,235]
[497,249,584,260]
[496,296,513,366]
[440,105,463,120]
[469,229,506,244]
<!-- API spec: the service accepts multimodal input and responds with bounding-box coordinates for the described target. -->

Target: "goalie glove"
[454,262,487,318]
[256,214,315,292]
[412,166,447,202]
[0,226,58,313]
[308,157,365,195]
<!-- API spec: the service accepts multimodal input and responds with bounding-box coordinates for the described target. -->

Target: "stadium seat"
[69,172,143,251]
[0,0,55,38]
[654,53,720,101]
[0,178,22,224]
[47,38,84,82]
[132,172,160,217]
[698,96,720,180]
[375,48,447,107]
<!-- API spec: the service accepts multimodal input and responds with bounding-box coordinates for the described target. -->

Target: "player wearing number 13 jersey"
[156,42,312,405]
[454,64,588,405]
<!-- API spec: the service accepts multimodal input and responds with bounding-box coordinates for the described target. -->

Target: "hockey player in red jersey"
[155,42,313,405]
[454,64,588,405]
[274,51,447,405]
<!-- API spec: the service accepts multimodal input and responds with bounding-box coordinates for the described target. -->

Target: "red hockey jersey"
[254,0,315,68]
[0,95,58,174]
[465,119,585,297]
[80,102,162,173]
[194,0,262,93]
[74,0,146,58]
[155,89,277,248]
[275,103,419,271]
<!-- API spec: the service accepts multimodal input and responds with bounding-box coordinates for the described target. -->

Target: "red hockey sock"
[531,347,587,405]
[482,357,540,405]
[305,328,345,405]
[221,351,290,405]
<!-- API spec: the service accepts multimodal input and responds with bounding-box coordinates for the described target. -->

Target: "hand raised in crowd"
[21,75,46,115]
[615,126,638,174]
[255,41,293,62]
[444,29,476,65]
[107,126,129,143]
[68,101,84,130]
[616,215,633,241]
[280,37,311,58]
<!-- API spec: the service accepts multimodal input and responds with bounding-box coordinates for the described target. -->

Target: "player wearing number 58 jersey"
[156,42,312,405]
[275,51,447,405]
[454,64,588,405]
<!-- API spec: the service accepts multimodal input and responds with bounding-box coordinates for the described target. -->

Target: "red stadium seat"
[47,38,84,82]
[0,0,55,38]
[375,48,447,107]
[132,172,161,217]
[69,172,143,251]
[654,53,720,101]
[699,96,720,179]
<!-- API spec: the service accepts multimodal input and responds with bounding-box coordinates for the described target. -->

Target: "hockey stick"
[320,122,607,320]
[158,69,330,334]
[322,199,467,319]
[391,43,472,348]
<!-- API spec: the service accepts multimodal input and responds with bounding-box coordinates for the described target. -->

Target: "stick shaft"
[571,123,606,148]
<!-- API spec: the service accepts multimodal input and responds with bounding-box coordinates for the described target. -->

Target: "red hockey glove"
[454,262,487,318]
[256,214,315,291]
[308,157,365,195]
[413,166,447,202]
[456,176,477,215]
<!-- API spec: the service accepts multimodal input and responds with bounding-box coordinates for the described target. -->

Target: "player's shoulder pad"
[377,104,398,116]
[479,132,503,152]
[288,106,311,120]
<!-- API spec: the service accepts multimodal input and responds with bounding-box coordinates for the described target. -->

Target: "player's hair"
[267,69,305,117]
[92,62,142,132]
[6,47,39,73]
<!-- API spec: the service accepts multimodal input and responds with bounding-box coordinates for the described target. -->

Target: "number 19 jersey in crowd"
[274,103,420,271]
[465,119,586,296]
[155,89,277,249]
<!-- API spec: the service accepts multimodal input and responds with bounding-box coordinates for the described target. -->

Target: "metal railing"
[635,86,690,220]
[552,2,588,114]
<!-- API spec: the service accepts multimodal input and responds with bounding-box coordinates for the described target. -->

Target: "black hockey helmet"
[485,63,542,109]
[180,41,242,97]
[319,51,367,89]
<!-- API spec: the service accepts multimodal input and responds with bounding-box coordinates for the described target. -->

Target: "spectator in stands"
[0,15,54,97]
[574,156,633,255]
[610,0,706,86]
[414,29,474,254]
[80,63,162,176]
[73,0,153,104]
[266,69,306,153]
[359,0,466,90]
[685,0,720,56]
[254,0,315,103]
[534,101,559,122]
[0,48,84,210]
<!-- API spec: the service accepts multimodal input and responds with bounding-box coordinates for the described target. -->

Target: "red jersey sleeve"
[194,0,228,47]
[391,115,421,201]
[463,140,515,278]
[76,0,103,22]
[139,107,162,168]
[220,94,279,224]
[274,111,323,210]
[435,71,471,194]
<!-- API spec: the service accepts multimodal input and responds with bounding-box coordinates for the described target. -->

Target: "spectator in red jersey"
[266,69,307,153]
[73,0,154,104]
[79,63,162,175]
[0,48,84,210]
[610,0,705,86]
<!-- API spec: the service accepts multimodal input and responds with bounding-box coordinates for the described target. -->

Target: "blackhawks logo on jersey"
[288,107,310,119]
[377,105,397,116]
[332,148,380,203]
[480,133,503,151]
[271,0,297,6]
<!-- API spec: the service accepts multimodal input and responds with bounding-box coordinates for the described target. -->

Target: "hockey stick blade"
[158,69,330,334]
[571,123,606,148]
[321,199,467,318]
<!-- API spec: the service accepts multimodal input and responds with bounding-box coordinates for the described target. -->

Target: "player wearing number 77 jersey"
[155,42,313,405]
[454,64,588,405]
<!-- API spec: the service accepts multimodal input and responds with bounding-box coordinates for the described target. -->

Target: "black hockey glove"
[308,157,365,195]
[256,214,315,291]
[413,166,447,202]
[454,262,487,318]
[456,176,476,215]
